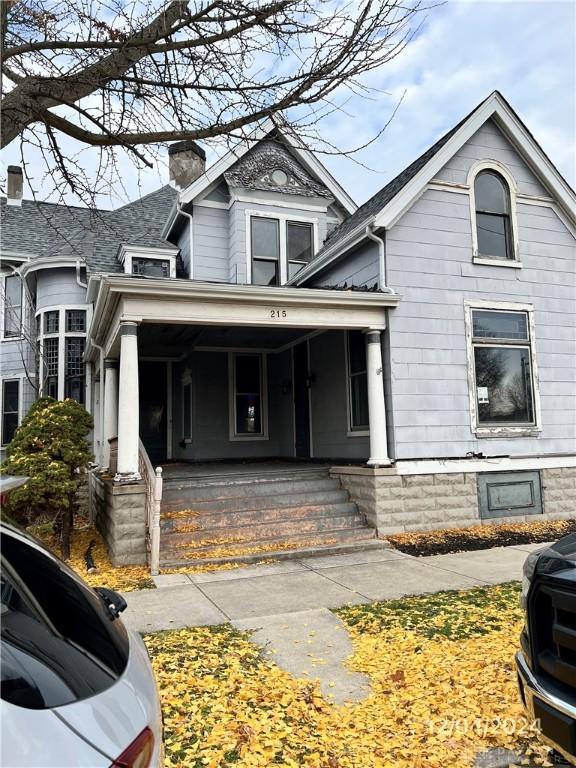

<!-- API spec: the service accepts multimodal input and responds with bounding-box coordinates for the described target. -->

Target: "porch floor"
[158,461,378,569]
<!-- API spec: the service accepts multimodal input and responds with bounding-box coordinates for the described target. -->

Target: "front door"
[139,361,167,465]
[293,342,311,458]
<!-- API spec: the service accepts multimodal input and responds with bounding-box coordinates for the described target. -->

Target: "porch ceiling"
[138,323,318,356]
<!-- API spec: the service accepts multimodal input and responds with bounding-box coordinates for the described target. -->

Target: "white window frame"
[36,304,91,406]
[1,272,24,341]
[467,160,520,267]
[245,210,319,285]
[119,245,178,279]
[344,331,369,437]
[1,377,23,446]
[228,352,269,441]
[464,300,542,438]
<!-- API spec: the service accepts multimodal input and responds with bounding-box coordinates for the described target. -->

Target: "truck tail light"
[110,727,154,768]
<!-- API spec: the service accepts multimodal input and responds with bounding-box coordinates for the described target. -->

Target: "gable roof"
[292,90,576,285]
[177,118,357,214]
[1,185,178,274]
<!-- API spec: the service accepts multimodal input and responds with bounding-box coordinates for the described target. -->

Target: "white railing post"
[150,467,163,576]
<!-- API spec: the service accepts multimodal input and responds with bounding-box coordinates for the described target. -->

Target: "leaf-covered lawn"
[145,583,552,768]
[388,519,575,557]
[34,522,156,592]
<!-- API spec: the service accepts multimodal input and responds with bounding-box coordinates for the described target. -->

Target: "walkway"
[121,541,547,633]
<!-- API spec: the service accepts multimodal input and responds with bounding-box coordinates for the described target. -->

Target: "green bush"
[1,397,93,557]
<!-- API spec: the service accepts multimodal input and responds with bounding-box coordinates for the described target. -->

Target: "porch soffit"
[87,276,400,360]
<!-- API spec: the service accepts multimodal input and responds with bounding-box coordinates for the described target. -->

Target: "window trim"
[1,377,23,447]
[464,300,541,438]
[344,331,369,437]
[120,246,178,279]
[467,160,520,266]
[245,210,319,285]
[36,304,90,406]
[228,352,269,441]
[1,273,24,341]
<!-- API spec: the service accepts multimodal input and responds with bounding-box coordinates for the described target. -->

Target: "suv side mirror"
[94,587,128,620]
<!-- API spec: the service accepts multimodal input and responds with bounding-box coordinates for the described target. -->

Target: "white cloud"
[1,0,573,207]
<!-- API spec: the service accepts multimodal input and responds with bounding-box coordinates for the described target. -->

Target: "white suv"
[0,520,162,767]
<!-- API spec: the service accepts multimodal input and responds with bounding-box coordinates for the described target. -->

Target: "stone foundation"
[90,470,147,565]
[331,463,576,536]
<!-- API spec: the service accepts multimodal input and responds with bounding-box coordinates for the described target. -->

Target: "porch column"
[102,359,118,469]
[365,329,390,467]
[116,322,141,481]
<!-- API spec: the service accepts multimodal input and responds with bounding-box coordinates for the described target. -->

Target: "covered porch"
[86,276,400,567]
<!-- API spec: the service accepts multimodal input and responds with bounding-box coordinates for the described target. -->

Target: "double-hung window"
[251,217,280,286]
[1,380,20,445]
[230,353,267,439]
[3,274,22,338]
[467,305,539,434]
[250,215,315,285]
[346,331,369,433]
[37,307,87,404]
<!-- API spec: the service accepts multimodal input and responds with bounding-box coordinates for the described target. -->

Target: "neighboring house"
[1,91,574,569]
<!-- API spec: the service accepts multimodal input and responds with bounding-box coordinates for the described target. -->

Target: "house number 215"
[270,310,287,319]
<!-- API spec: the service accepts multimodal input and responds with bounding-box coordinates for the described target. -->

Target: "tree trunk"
[60,504,73,560]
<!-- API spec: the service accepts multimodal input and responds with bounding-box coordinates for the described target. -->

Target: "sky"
[1,0,574,208]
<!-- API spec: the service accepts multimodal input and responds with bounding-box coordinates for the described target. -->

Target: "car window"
[1,529,129,709]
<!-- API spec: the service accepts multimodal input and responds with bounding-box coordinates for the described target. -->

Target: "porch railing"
[138,439,163,576]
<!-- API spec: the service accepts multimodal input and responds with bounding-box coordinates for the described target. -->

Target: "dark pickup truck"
[517,533,576,765]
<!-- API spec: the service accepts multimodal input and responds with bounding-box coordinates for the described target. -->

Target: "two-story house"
[1,91,574,571]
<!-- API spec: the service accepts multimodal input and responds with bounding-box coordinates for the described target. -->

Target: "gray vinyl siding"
[36,268,86,310]
[436,118,548,197]
[309,331,369,460]
[170,350,291,461]
[176,226,190,278]
[385,184,576,460]
[310,241,379,288]
[192,205,229,282]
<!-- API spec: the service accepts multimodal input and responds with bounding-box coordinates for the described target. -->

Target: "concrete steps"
[158,466,377,569]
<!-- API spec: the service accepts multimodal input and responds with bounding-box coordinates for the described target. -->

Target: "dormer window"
[249,213,316,285]
[119,245,178,278]
[474,170,513,260]
[132,257,171,278]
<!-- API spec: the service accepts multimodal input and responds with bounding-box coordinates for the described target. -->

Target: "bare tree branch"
[1,0,432,206]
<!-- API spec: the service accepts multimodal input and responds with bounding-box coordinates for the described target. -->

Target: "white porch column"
[116,322,141,481]
[365,329,390,467]
[102,359,118,469]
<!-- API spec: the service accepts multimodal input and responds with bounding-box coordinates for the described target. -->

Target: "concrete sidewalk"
[121,541,548,633]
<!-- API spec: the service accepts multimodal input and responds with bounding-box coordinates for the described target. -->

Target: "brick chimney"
[168,140,206,190]
[6,166,23,207]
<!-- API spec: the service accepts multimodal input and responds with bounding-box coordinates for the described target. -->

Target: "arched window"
[474,170,513,260]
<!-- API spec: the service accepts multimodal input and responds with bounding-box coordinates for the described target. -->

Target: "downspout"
[176,202,194,279]
[76,260,88,289]
[365,224,393,292]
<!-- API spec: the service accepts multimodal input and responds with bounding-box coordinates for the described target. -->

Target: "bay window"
[1,380,20,445]
[467,304,539,435]
[37,307,87,404]
[3,274,22,338]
